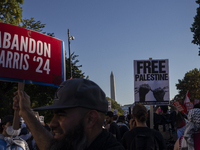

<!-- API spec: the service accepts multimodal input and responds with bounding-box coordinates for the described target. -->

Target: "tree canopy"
[0,0,23,25]
[191,0,200,55]
[174,68,200,104]
[106,97,123,115]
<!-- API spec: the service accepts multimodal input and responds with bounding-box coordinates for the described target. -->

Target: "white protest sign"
[134,59,170,105]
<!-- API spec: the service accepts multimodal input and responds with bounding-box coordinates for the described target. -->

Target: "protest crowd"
[0,78,200,150]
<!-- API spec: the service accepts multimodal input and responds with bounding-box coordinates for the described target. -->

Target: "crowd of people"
[0,78,200,150]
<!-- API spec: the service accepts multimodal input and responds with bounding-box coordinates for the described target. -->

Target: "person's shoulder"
[0,139,6,150]
[151,128,162,135]
[87,129,124,150]
[151,129,166,143]
[100,130,125,150]
[111,122,118,127]
[123,129,133,137]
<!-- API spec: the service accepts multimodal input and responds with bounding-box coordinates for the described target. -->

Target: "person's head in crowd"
[34,78,108,150]
[105,111,114,125]
[194,103,200,109]
[117,115,126,123]
[112,110,118,122]
[160,105,168,114]
[126,114,132,122]
[0,115,13,137]
[175,112,186,128]
[113,115,118,122]
[132,104,148,124]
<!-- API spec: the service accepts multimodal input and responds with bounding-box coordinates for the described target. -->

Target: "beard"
[47,121,88,150]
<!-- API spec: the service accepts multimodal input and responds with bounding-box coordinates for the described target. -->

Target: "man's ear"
[85,110,98,128]
[146,113,148,118]
[2,125,5,130]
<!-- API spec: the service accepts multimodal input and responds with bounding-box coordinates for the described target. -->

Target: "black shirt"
[86,129,125,150]
[122,127,167,150]
[109,122,121,142]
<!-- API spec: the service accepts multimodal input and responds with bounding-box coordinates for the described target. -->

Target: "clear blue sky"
[22,0,199,106]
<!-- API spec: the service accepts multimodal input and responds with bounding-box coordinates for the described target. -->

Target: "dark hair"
[113,115,118,121]
[175,112,186,128]
[106,111,113,117]
[117,115,125,123]
[132,104,147,123]
[0,115,13,133]
[160,105,168,113]
[0,123,3,133]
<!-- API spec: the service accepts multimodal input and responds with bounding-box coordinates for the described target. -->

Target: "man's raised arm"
[13,90,53,150]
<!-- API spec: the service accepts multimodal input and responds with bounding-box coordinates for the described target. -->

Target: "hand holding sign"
[13,83,24,130]
[13,90,31,117]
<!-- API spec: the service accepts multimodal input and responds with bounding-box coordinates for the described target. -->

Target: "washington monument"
[110,71,116,101]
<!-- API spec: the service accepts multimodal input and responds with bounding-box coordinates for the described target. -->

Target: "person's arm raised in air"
[13,90,53,150]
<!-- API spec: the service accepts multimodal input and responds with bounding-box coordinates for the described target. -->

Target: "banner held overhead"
[0,23,66,87]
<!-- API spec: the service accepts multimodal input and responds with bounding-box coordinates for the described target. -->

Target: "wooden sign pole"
[13,82,25,130]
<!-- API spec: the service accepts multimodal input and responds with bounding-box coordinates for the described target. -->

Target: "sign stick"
[13,82,25,130]
[150,105,154,129]
[149,58,154,129]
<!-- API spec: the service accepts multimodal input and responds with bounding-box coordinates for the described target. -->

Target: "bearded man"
[13,78,124,150]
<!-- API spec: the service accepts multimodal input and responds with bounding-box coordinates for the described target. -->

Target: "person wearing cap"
[13,78,125,150]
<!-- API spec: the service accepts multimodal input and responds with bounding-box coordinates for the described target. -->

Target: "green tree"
[0,0,23,25]
[191,0,200,55]
[66,52,88,79]
[174,68,200,104]
[20,17,54,36]
[106,97,123,115]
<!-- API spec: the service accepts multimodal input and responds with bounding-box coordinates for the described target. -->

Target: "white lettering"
[36,57,43,73]
[13,52,20,69]
[23,54,29,70]
[37,41,43,56]
[20,36,28,52]
[0,50,5,67]
[1,32,52,58]
[3,32,11,49]
[6,51,13,68]
[44,43,51,58]
[43,59,50,74]
[29,38,36,53]
[11,34,19,50]
[19,53,23,69]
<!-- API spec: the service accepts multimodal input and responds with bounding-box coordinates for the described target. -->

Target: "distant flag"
[184,91,193,113]
[184,91,190,105]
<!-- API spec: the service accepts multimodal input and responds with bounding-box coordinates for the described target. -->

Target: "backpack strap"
[130,129,138,150]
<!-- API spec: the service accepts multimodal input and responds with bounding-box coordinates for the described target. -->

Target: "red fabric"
[179,121,185,128]
[184,91,190,104]
[194,132,200,149]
